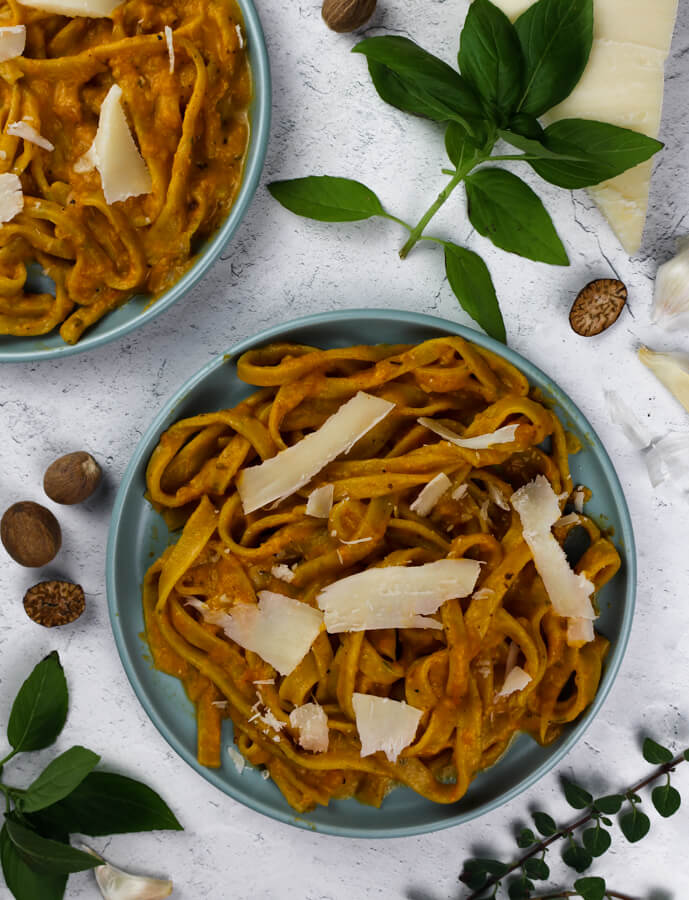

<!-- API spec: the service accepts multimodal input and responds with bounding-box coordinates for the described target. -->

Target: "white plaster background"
[1,1,689,898]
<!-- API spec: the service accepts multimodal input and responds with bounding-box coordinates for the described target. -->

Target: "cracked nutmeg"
[23,580,85,627]
[570,279,627,337]
[1,501,61,567]
[44,451,102,505]
[322,0,376,32]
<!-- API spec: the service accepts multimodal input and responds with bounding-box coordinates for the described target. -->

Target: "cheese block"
[18,0,120,15]
[488,0,679,253]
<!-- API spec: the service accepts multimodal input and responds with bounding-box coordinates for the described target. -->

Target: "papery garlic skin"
[95,861,173,900]
[652,241,689,325]
[638,347,689,414]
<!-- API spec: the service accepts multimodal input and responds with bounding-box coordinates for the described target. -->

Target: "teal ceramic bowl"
[107,309,636,838]
[0,1,271,364]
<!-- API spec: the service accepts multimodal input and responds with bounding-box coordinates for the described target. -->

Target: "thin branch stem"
[464,751,688,900]
[399,169,464,259]
[380,212,412,231]
[0,749,17,769]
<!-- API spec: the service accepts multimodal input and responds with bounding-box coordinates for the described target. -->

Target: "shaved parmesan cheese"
[261,769,270,780]
[18,0,121,16]
[0,25,25,63]
[271,564,295,583]
[573,487,585,514]
[187,591,322,676]
[410,472,451,516]
[555,513,580,529]
[568,616,595,646]
[488,482,510,511]
[235,23,244,48]
[252,679,275,685]
[289,703,329,753]
[511,476,596,621]
[451,483,468,501]
[6,120,54,152]
[212,700,228,708]
[92,84,152,204]
[305,483,334,518]
[228,745,245,775]
[73,143,96,173]
[338,537,371,545]
[238,392,395,514]
[498,665,532,697]
[164,25,175,73]
[317,558,480,633]
[352,693,422,763]
[418,417,519,450]
[505,640,519,676]
[0,173,23,223]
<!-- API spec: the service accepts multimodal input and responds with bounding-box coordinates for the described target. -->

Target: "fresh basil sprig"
[0,652,182,900]
[268,0,663,342]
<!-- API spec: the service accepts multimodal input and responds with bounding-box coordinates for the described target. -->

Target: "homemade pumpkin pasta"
[0,0,250,343]
[143,336,621,812]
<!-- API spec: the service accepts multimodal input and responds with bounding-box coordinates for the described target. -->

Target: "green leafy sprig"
[459,737,687,900]
[0,652,182,900]
[268,0,663,343]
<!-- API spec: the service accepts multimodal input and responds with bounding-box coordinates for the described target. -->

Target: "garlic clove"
[652,240,689,325]
[638,347,689,414]
[81,847,173,900]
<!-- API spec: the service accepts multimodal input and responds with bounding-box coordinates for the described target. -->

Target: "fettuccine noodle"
[144,336,621,813]
[0,0,249,343]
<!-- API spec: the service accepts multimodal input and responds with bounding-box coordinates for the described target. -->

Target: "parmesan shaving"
[409,472,451,516]
[498,665,532,696]
[487,481,510,511]
[352,693,422,763]
[18,0,120,15]
[6,121,54,152]
[252,679,275,685]
[271,564,295,583]
[418,417,519,450]
[289,703,329,753]
[504,640,520,676]
[211,700,228,708]
[0,173,23,224]
[451,483,468,500]
[164,25,175,73]
[555,513,580,528]
[573,487,585,514]
[511,476,596,620]
[305,483,334,518]
[338,537,372,545]
[567,616,595,646]
[92,84,152,204]
[237,392,395,514]
[0,25,25,63]
[261,769,270,780]
[227,746,245,775]
[235,23,244,48]
[317,558,481,633]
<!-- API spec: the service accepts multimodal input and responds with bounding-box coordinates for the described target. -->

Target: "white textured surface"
[1,2,689,898]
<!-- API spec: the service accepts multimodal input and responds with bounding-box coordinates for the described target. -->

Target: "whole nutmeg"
[1,501,61,567]
[570,279,627,337]
[322,0,376,33]
[24,580,85,627]
[44,451,101,505]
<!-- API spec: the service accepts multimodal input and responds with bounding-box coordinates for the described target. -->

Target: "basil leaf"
[22,747,100,814]
[445,122,486,170]
[268,176,385,222]
[4,818,99,875]
[459,0,524,123]
[574,877,607,900]
[642,738,674,765]
[353,36,484,127]
[465,168,568,265]
[443,243,506,344]
[530,119,664,188]
[499,129,587,161]
[367,60,448,122]
[515,0,593,117]
[29,772,182,836]
[0,825,67,900]
[7,652,68,754]
[509,112,544,140]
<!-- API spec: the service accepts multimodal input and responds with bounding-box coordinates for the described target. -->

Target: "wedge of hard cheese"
[488,0,679,254]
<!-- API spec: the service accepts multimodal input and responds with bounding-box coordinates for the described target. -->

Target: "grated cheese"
[511,476,596,621]
[409,472,451,516]
[498,665,532,697]
[90,84,152,204]
[271,564,295,583]
[0,25,25,63]
[289,703,329,753]
[227,745,245,775]
[6,120,54,151]
[237,392,395,514]
[305,483,334,518]
[352,693,422,763]
[164,25,175,73]
[418,417,519,450]
[317,558,480,633]
[0,173,23,224]
[18,0,121,15]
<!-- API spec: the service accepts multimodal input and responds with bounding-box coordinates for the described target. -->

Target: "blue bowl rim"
[106,308,637,839]
[0,0,272,364]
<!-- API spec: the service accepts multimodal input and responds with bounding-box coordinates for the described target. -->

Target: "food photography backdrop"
[1,0,689,898]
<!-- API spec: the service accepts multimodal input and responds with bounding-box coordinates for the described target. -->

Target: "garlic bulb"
[81,847,173,900]
[638,347,689,414]
[652,240,689,324]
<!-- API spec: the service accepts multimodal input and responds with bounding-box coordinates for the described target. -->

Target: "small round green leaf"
[574,876,607,900]
[508,877,534,900]
[563,778,594,810]
[684,748,689,762]
[268,177,385,223]
[516,827,537,849]
[582,826,611,857]
[619,808,651,843]
[593,794,624,815]
[562,842,593,873]
[600,816,612,827]
[652,784,681,818]
[523,857,549,880]
[532,811,557,837]
[643,738,674,765]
